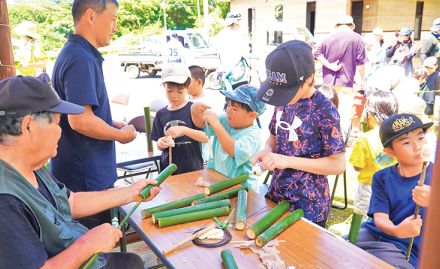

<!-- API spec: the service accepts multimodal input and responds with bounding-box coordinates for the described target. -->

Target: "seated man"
[354,113,433,269]
[0,76,160,269]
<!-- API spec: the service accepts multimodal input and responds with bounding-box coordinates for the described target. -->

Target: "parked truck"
[120,30,220,79]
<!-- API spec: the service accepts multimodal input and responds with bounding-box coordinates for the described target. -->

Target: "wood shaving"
[196,176,210,187]
[198,228,224,239]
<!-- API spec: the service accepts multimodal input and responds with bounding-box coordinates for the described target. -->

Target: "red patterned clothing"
[266,91,345,222]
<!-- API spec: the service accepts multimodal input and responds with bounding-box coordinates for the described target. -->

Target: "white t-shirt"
[164,38,186,64]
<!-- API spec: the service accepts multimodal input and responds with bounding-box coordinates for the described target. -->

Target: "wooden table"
[120,169,394,269]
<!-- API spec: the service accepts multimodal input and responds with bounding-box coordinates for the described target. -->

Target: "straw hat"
[15,21,40,39]
[397,93,432,124]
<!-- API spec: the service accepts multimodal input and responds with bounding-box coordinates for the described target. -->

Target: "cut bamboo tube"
[235,189,248,230]
[256,209,304,247]
[152,199,231,224]
[168,146,172,166]
[204,174,248,195]
[348,209,364,244]
[138,163,176,200]
[192,186,247,205]
[163,224,216,255]
[246,200,290,239]
[141,193,205,218]
[143,106,154,155]
[157,206,230,228]
[221,249,238,269]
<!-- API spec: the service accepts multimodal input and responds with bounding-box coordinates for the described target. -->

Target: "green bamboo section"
[256,209,304,247]
[204,174,248,195]
[141,193,205,218]
[144,106,154,154]
[157,206,230,228]
[348,209,364,244]
[192,186,248,206]
[152,199,231,224]
[235,189,248,230]
[138,163,177,200]
[246,200,290,239]
[221,249,238,269]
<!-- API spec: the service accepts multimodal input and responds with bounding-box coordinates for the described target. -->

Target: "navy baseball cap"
[220,84,266,116]
[380,113,433,148]
[257,40,315,106]
[0,76,84,116]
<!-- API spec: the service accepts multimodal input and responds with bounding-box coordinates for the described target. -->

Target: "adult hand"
[157,136,174,149]
[112,120,127,129]
[394,215,423,238]
[327,60,342,72]
[132,178,160,202]
[166,126,187,138]
[118,124,137,144]
[260,152,290,171]
[412,184,431,207]
[202,110,220,128]
[84,223,122,253]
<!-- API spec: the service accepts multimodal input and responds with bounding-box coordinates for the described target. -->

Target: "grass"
[326,196,355,229]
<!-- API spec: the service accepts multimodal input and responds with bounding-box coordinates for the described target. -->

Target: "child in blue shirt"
[191,85,266,186]
[355,113,433,269]
[253,40,346,227]
[151,63,208,175]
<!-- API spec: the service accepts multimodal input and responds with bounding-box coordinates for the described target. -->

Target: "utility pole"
[162,0,167,30]
[0,0,16,79]
[197,0,201,28]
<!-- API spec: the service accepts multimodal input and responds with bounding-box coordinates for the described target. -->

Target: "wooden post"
[419,133,440,269]
[0,0,16,79]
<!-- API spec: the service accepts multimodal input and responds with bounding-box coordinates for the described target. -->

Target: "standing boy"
[254,40,346,227]
[151,63,208,175]
[355,113,433,268]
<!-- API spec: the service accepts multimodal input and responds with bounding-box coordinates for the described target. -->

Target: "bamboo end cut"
[235,221,246,231]
[255,237,264,247]
[246,229,256,239]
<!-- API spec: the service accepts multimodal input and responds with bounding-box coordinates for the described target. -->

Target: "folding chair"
[330,123,352,210]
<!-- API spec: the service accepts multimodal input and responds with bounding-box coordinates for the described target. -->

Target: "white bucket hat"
[15,21,40,39]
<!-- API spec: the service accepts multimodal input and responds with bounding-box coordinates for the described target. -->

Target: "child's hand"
[260,153,289,170]
[166,126,187,138]
[203,110,220,128]
[158,136,174,149]
[412,184,431,207]
[394,215,423,238]
[191,102,211,117]
[252,147,272,165]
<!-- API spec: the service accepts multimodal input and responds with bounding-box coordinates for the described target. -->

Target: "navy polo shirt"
[51,34,117,192]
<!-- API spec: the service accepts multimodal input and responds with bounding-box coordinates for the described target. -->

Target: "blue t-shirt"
[266,91,345,223]
[205,114,261,187]
[151,102,204,175]
[51,34,117,191]
[363,163,433,267]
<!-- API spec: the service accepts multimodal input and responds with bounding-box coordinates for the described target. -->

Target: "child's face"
[225,101,256,129]
[385,128,427,165]
[188,77,202,96]
[165,84,187,107]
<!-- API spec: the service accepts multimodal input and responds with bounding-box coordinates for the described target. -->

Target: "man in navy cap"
[0,76,159,269]
[253,40,346,227]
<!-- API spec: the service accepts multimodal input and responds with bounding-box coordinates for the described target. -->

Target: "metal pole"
[197,0,201,28]
[203,0,209,32]
[163,0,167,30]
[0,0,16,79]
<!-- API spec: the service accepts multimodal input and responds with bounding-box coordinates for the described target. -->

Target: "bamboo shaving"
[196,176,210,187]
[235,239,286,269]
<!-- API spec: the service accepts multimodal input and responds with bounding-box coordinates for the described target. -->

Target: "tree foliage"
[7,0,230,52]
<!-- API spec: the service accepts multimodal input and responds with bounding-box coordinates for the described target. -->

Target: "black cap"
[380,113,433,148]
[0,76,84,116]
[257,40,315,106]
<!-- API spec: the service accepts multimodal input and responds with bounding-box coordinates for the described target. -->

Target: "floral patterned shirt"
[266,91,345,222]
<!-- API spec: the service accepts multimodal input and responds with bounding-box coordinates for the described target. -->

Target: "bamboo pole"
[204,174,248,195]
[157,206,230,228]
[192,186,247,205]
[143,107,154,156]
[246,200,290,239]
[235,189,248,230]
[141,193,205,218]
[0,0,16,79]
[348,209,363,244]
[221,249,238,269]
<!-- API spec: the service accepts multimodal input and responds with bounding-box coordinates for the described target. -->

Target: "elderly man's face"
[30,113,62,160]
